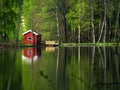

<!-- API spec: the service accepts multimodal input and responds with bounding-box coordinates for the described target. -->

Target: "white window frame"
[27,37,33,41]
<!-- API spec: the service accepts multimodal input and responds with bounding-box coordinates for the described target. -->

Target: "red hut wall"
[23,32,38,45]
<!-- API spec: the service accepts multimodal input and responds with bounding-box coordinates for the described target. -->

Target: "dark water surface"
[0,46,120,90]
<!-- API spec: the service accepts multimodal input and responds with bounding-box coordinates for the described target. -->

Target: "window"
[27,37,33,41]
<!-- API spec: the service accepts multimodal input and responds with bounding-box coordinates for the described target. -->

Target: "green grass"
[60,43,120,47]
[0,42,120,47]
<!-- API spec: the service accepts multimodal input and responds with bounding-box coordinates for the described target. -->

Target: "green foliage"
[66,0,90,31]
[0,0,21,41]
[22,0,33,30]
[0,0,120,43]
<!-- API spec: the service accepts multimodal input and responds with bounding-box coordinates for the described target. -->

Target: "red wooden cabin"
[22,30,41,45]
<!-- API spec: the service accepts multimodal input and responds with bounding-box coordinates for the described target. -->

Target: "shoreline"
[0,42,120,48]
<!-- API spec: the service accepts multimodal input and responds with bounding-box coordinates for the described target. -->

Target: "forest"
[0,0,120,44]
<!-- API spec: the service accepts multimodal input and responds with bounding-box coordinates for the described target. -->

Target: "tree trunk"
[78,4,81,43]
[56,0,68,42]
[78,26,80,43]
[97,18,105,42]
[103,0,107,43]
[3,19,5,40]
[63,16,68,43]
[91,0,95,43]
[114,5,120,42]
[56,6,60,41]
[3,3,6,41]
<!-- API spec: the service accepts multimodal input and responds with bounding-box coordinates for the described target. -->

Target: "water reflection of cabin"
[22,30,42,45]
[22,48,38,63]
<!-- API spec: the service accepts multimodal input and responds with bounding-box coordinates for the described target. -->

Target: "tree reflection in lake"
[93,47,120,90]
[0,46,120,90]
[0,48,22,90]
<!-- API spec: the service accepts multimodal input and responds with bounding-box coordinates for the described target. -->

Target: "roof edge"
[22,30,41,35]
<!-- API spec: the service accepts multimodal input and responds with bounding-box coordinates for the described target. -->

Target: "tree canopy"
[0,0,120,43]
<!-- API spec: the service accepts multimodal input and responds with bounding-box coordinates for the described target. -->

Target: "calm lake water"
[0,46,120,90]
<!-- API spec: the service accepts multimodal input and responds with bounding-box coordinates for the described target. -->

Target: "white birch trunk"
[103,0,107,43]
[56,6,60,41]
[78,26,80,43]
[91,0,95,43]
[97,18,105,42]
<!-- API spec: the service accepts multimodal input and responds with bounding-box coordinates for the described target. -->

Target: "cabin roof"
[22,30,42,36]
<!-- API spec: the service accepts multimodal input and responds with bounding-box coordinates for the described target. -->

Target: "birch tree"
[66,0,90,43]
[114,4,120,42]
[56,0,68,42]
[103,0,107,43]
[90,0,95,43]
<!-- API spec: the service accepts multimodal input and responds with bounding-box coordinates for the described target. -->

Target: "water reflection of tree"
[114,47,120,81]
[90,46,95,87]
[55,47,120,90]
[0,48,22,90]
[94,47,120,90]
[56,47,67,90]
[58,47,91,90]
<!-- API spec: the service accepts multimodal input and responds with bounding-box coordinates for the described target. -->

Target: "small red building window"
[27,37,33,41]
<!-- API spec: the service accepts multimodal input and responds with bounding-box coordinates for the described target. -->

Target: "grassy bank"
[60,43,120,47]
[0,42,45,47]
[0,42,120,47]
[0,42,26,47]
